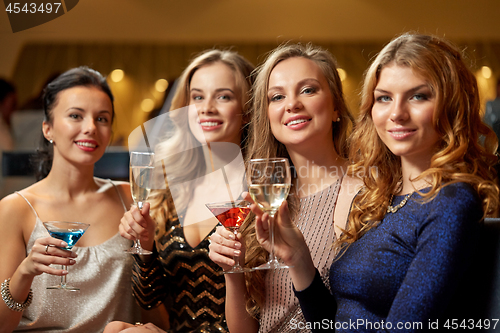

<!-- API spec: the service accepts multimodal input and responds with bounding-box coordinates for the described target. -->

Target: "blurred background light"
[482,66,492,79]
[337,68,347,82]
[155,79,169,92]
[110,69,124,82]
[141,98,155,112]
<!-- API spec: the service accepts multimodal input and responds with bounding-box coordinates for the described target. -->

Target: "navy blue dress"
[295,182,482,332]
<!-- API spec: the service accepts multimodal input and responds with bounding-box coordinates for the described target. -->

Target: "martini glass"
[206,200,252,274]
[247,158,292,270]
[43,221,90,291]
[126,151,155,255]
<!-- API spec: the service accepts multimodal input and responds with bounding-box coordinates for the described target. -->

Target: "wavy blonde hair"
[148,49,255,230]
[341,33,499,249]
[240,43,354,318]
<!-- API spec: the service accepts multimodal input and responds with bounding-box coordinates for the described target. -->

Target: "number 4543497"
[443,319,499,330]
[5,3,61,14]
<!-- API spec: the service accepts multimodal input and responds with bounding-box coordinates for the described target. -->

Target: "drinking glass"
[127,151,155,255]
[247,158,291,270]
[205,200,252,274]
[43,221,90,291]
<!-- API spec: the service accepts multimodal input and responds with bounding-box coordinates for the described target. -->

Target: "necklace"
[386,192,413,213]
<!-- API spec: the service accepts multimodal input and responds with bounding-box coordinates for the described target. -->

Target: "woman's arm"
[209,226,259,332]
[120,203,170,312]
[294,269,337,329]
[0,195,76,333]
[384,185,482,331]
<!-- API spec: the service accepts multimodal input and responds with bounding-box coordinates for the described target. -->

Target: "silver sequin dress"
[259,178,342,333]
[14,182,141,333]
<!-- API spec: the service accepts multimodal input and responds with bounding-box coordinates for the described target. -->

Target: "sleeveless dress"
[15,181,141,333]
[131,187,227,333]
[259,178,343,333]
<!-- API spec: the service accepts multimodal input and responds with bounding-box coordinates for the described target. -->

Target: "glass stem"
[61,265,67,287]
[135,201,144,250]
[232,230,241,268]
[269,213,277,262]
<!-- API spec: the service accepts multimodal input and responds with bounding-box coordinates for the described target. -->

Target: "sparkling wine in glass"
[127,151,155,255]
[43,221,90,291]
[206,200,252,274]
[247,158,291,270]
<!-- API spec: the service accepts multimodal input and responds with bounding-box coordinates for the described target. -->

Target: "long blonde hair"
[241,43,354,318]
[341,33,499,248]
[148,49,255,229]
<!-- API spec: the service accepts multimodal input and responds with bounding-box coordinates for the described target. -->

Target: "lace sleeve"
[131,246,169,310]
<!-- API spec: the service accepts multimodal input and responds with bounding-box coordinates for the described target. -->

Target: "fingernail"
[62,270,68,275]
[69,259,76,264]
[228,233,235,240]
[61,241,68,247]
[233,250,241,256]
[71,252,77,258]
[234,242,241,249]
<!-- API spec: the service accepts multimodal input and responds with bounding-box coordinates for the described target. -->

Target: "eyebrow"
[268,78,321,92]
[66,107,112,114]
[190,88,235,94]
[374,84,429,95]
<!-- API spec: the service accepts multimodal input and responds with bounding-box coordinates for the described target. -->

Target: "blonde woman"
[209,43,361,333]
[250,34,499,332]
[105,49,255,333]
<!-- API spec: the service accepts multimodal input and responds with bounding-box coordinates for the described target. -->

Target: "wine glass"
[247,158,291,270]
[43,221,90,291]
[205,200,253,274]
[126,151,155,255]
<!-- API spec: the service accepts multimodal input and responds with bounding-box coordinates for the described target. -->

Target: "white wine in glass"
[126,151,155,255]
[247,158,291,270]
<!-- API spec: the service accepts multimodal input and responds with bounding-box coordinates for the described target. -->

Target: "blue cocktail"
[46,230,85,250]
[43,221,90,290]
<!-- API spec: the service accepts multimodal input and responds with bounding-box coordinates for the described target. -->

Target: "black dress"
[132,189,227,333]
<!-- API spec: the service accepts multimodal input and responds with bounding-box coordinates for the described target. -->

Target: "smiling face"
[187,62,245,146]
[42,86,113,166]
[267,57,337,150]
[371,63,441,170]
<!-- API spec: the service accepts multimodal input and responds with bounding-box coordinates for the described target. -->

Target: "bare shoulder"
[94,178,133,207]
[0,190,35,234]
[340,175,363,200]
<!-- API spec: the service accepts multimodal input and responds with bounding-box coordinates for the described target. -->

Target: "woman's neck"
[287,142,346,197]
[400,157,432,194]
[43,158,98,199]
[203,142,242,171]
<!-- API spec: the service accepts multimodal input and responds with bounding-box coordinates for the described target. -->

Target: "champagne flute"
[43,221,90,291]
[205,200,253,274]
[126,151,155,255]
[247,158,291,270]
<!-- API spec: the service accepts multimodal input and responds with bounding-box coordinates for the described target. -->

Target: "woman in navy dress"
[247,33,500,332]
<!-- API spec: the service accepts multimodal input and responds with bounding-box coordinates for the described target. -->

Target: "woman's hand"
[208,226,244,271]
[20,236,77,277]
[244,193,308,267]
[244,193,316,290]
[119,202,156,252]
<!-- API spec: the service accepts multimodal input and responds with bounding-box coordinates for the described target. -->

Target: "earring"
[49,139,53,144]
[336,117,341,122]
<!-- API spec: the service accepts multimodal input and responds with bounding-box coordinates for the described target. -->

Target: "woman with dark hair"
[0,66,139,332]
[248,34,500,332]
